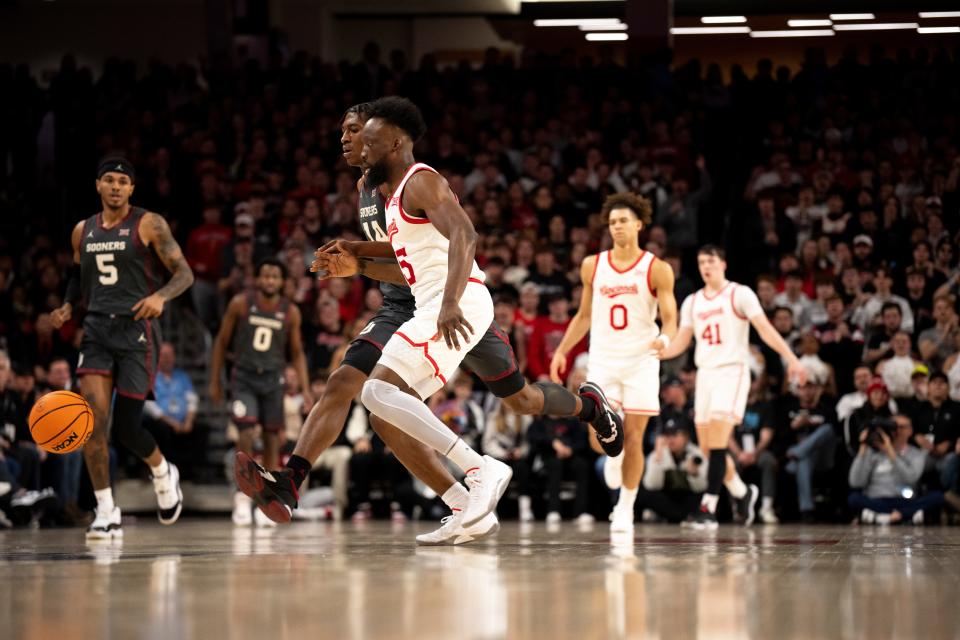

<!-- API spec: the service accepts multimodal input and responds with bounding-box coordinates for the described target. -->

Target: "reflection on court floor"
[2,521,958,639]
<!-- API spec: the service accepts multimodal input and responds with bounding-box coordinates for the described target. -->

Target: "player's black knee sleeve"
[532,381,577,416]
[113,394,157,459]
[707,448,727,496]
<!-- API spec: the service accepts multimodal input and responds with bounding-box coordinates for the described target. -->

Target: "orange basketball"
[28,390,94,454]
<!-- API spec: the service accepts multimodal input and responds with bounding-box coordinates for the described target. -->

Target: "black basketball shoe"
[682,505,719,531]
[234,451,298,524]
[579,381,624,457]
[732,484,760,526]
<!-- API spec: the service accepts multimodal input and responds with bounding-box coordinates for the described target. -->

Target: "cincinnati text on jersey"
[697,308,724,321]
[599,284,639,298]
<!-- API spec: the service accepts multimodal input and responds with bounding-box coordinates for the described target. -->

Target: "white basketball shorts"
[694,363,750,426]
[379,280,494,399]
[586,354,660,416]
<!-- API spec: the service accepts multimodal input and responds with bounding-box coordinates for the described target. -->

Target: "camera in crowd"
[865,417,897,450]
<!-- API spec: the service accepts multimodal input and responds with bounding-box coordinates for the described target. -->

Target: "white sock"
[95,488,115,514]
[441,483,469,512]
[762,496,774,511]
[151,458,170,478]
[519,495,532,512]
[617,486,638,510]
[447,439,484,475]
[725,474,748,499]
[360,379,458,453]
[701,493,719,514]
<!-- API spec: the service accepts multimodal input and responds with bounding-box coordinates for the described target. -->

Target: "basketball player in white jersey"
[325,96,594,527]
[550,193,677,534]
[242,99,622,538]
[658,245,807,530]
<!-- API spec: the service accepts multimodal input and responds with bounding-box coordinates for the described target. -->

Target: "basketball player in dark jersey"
[235,102,622,544]
[50,157,195,539]
[209,258,311,526]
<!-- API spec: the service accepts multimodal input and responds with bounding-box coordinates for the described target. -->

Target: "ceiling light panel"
[750,29,835,37]
[671,26,751,34]
[701,16,747,24]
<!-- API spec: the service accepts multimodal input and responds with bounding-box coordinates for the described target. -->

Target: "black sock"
[707,449,727,496]
[578,393,599,422]
[532,381,578,415]
[286,454,311,487]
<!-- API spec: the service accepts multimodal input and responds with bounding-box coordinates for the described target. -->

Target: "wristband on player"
[64,265,82,305]
[656,333,671,349]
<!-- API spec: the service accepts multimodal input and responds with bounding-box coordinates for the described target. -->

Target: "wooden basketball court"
[2,520,957,639]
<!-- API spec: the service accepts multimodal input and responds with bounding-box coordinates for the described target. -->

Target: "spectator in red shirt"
[526,294,586,383]
[276,198,303,245]
[186,204,232,332]
[513,283,540,373]
[322,277,363,325]
[507,183,538,232]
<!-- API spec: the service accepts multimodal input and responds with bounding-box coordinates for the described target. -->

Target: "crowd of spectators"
[1,41,960,526]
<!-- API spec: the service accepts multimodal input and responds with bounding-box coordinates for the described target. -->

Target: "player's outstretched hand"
[317,239,342,254]
[132,293,165,321]
[311,241,358,278]
[787,360,808,387]
[549,351,566,384]
[50,304,72,329]
[437,302,474,351]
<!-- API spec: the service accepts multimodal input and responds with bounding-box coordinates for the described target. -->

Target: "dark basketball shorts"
[342,307,526,398]
[77,313,159,399]
[230,367,285,433]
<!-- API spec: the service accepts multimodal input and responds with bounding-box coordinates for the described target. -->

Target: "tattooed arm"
[133,212,195,320]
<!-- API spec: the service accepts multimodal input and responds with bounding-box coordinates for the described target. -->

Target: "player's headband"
[97,157,136,182]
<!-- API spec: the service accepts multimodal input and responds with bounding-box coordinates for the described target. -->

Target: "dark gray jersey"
[79,207,164,316]
[358,177,415,313]
[232,292,290,373]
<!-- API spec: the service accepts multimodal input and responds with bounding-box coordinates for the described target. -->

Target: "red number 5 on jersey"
[395,247,417,285]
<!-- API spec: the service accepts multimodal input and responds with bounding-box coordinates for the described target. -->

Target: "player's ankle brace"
[114,394,157,459]
[532,381,578,416]
[707,449,727,496]
[286,455,311,487]
[577,393,599,422]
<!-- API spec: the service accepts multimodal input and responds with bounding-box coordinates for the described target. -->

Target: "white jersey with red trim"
[680,281,763,369]
[385,162,486,306]
[588,250,659,361]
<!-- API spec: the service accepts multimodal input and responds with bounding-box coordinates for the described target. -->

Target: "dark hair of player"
[255,258,288,280]
[366,96,427,143]
[341,102,374,125]
[698,244,726,260]
[600,193,653,226]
